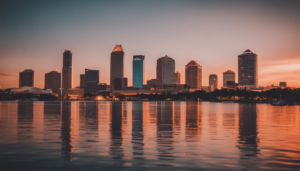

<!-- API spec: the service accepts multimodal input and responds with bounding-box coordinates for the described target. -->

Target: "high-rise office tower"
[45,71,61,92]
[110,45,124,90]
[223,70,235,87]
[185,60,202,89]
[62,50,72,90]
[238,49,258,88]
[85,69,100,94]
[19,69,34,87]
[156,55,176,84]
[174,71,180,84]
[132,55,145,88]
[80,74,85,88]
[209,74,218,91]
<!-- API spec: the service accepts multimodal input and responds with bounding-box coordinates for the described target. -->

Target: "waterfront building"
[110,45,124,90]
[185,60,202,89]
[84,69,106,94]
[209,74,218,91]
[174,71,180,84]
[147,79,158,86]
[80,74,85,88]
[19,69,34,87]
[156,55,176,84]
[114,78,125,90]
[238,49,258,88]
[62,50,72,90]
[45,71,61,93]
[223,70,235,87]
[132,55,145,88]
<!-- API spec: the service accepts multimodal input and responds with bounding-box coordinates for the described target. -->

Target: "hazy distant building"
[279,82,287,88]
[132,55,145,88]
[80,74,85,88]
[19,69,34,87]
[110,45,124,90]
[174,71,180,84]
[62,50,72,90]
[238,49,258,88]
[156,55,176,84]
[185,60,202,89]
[209,74,218,91]
[123,77,128,87]
[45,71,61,92]
[223,70,235,87]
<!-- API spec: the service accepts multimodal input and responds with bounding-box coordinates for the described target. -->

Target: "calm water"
[0,101,300,171]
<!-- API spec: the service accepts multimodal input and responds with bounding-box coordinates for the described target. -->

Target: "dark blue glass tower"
[132,55,145,88]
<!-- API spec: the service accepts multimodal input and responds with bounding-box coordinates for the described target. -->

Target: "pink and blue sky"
[1,0,300,89]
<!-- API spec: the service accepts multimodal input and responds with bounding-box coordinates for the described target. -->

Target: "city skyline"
[1,0,300,89]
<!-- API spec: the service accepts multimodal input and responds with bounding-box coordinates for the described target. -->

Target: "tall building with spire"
[62,50,72,90]
[132,55,145,88]
[185,60,202,89]
[19,69,34,87]
[238,49,258,88]
[110,45,124,90]
[156,55,176,84]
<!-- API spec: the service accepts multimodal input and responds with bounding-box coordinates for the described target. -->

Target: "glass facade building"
[238,49,258,88]
[19,69,34,87]
[209,74,218,91]
[132,55,145,88]
[185,60,202,89]
[110,45,124,90]
[156,55,176,84]
[223,70,235,87]
[62,50,72,90]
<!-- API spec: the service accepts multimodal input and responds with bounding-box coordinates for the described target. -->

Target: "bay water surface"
[0,101,300,170]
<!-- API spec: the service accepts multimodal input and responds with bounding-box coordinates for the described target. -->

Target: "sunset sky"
[1,0,300,89]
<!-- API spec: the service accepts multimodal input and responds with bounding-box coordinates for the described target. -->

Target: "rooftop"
[224,70,235,74]
[186,60,201,67]
[240,49,256,55]
[112,45,124,52]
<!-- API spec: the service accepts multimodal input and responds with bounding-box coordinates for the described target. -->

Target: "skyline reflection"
[0,101,300,170]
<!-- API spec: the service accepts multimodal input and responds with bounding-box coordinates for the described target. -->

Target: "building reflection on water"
[186,101,201,141]
[238,104,260,169]
[3,101,300,170]
[132,101,144,159]
[109,102,124,159]
[61,101,73,161]
[17,101,33,141]
[156,101,174,160]
[85,102,98,133]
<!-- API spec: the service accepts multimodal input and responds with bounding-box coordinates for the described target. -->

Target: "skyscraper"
[209,74,218,91]
[85,69,99,94]
[19,69,34,87]
[110,45,124,90]
[238,49,258,88]
[45,71,61,92]
[185,60,202,89]
[223,70,235,87]
[62,50,72,90]
[156,55,176,84]
[132,55,145,88]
